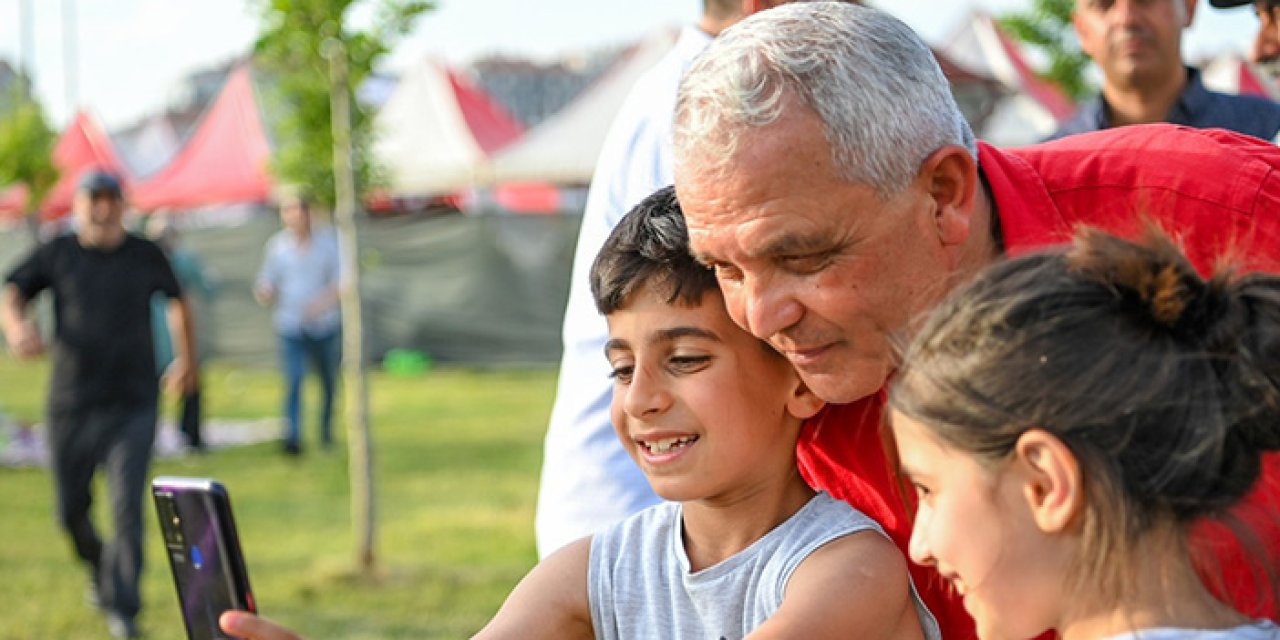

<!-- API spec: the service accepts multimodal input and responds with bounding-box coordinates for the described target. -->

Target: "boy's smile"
[604,283,821,504]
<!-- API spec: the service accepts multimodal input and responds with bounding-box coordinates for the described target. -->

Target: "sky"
[0,0,1263,130]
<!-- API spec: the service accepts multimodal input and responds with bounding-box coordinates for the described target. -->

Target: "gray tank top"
[587,491,941,639]
[1103,621,1279,639]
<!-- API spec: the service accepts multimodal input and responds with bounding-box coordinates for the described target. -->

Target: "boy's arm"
[747,530,925,640]
[471,536,594,640]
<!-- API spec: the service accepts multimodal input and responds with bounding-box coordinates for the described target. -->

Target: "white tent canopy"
[373,59,524,197]
[488,29,678,186]
[942,12,1076,146]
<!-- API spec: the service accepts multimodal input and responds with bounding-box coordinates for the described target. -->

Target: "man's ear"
[918,145,978,249]
[1012,428,1084,534]
[785,378,825,421]
[1182,0,1197,28]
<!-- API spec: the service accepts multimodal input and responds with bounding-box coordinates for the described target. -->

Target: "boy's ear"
[1012,428,1083,535]
[785,379,825,421]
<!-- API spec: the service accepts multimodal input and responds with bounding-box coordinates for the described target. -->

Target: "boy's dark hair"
[890,224,1280,607]
[590,185,719,314]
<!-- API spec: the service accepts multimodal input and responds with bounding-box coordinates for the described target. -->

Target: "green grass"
[0,357,555,639]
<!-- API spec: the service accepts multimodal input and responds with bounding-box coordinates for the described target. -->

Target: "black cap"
[76,169,123,199]
[1208,0,1252,7]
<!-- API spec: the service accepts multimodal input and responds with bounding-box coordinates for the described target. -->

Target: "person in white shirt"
[253,194,343,456]
[535,0,835,559]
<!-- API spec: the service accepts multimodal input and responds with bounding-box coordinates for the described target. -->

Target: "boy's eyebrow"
[654,326,720,344]
[604,326,721,355]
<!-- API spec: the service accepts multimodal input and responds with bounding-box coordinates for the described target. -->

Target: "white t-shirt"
[534,25,714,558]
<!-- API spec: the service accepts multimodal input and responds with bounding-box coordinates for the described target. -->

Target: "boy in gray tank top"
[473,186,940,640]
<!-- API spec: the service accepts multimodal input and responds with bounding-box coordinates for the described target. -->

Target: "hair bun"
[1067,225,1214,336]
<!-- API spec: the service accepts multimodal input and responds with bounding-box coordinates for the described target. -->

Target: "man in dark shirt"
[0,170,197,639]
[1051,0,1280,141]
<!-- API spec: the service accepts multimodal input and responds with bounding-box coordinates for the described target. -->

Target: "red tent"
[0,183,29,221]
[131,65,273,211]
[40,111,130,220]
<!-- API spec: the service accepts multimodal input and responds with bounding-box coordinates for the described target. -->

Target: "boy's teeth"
[644,436,695,454]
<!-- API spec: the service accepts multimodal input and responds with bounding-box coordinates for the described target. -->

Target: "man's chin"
[797,364,888,405]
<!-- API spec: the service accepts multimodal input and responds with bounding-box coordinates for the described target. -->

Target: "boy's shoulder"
[590,492,881,570]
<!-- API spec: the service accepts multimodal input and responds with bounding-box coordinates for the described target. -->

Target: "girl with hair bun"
[888,226,1280,640]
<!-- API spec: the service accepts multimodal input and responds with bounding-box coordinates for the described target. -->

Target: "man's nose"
[1108,0,1142,26]
[728,274,803,341]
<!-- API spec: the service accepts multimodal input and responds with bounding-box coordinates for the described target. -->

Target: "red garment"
[798,125,1280,640]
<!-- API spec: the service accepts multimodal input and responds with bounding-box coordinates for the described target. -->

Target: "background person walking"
[254,193,342,456]
[0,169,196,639]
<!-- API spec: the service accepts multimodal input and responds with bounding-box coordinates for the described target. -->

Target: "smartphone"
[152,476,256,640]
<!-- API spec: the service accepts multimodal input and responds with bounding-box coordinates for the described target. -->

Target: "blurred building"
[468,50,620,127]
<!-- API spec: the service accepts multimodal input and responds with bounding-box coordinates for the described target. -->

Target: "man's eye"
[912,483,931,499]
[781,251,835,274]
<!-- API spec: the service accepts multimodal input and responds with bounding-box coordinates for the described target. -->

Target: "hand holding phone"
[153,476,256,640]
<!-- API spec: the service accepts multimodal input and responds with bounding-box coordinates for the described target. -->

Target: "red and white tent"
[131,64,273,211]
[1201,53,1280,100]
[489,29,677,186]
[40,110,131,220]
[372,59,524,197]
[112,113,183,179]
[942,12,1076,146]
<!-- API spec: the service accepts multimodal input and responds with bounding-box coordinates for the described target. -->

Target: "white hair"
[674,2,977,198]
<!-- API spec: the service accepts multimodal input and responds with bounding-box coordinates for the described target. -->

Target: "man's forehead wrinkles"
[688,215,832,265]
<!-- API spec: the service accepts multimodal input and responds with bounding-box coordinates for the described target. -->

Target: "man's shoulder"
[27,233,83,264]
[117,234,170,263]
[1009,123,1272,169]
[1202,89,1280,139]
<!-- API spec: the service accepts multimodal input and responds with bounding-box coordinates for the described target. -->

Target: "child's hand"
[219,610,303,640]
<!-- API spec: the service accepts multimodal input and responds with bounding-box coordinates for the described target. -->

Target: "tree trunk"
[326,37,377,573]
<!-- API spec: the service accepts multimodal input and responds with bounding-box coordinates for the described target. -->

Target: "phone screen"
[152,477,255,640]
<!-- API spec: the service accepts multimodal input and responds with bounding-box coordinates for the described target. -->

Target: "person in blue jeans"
[254,193,342,455]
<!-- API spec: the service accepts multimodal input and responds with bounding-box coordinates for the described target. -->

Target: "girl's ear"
[786,378,826,421]
[1013,428,1084,534]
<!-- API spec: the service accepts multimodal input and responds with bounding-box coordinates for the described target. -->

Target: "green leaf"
[999,0,1094,102]
[250,0,433,207]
